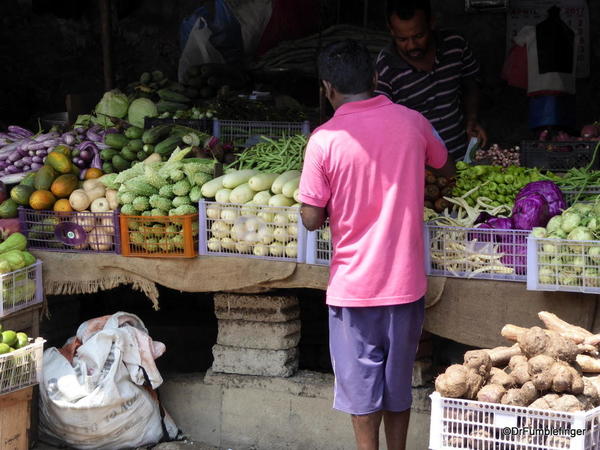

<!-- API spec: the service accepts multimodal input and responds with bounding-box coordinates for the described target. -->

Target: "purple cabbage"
[511,192,550,230]
[515,181,565,217]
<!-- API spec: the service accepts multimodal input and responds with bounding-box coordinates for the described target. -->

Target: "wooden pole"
[99,0,114,91]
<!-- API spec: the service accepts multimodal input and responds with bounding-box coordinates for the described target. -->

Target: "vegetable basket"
[18,208,120,254]
[527,236,600,294]
[305,220,332,266]
[198,201,306,262]
[425,223,529,281]
[0,338,45,395]
[0,260,43,318]
[144,117,213,134]
[430,392,600,449]
[213,119,310,148]
[562,187,600,206]
[520,141,600,172]
[119,213,198,258]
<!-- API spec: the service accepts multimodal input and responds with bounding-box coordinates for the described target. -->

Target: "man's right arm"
[424,121,455,178]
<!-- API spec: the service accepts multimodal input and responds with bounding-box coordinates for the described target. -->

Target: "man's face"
[389,10,432,62]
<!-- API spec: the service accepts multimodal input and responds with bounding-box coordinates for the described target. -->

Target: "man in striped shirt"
[375,0,487,158]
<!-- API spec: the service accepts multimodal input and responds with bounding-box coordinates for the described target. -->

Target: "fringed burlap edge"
[43,270,160,310]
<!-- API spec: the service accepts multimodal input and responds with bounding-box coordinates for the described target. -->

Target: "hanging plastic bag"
[501,43,528,90]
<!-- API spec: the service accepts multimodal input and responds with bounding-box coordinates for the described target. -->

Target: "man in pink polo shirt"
[299,40,454,450]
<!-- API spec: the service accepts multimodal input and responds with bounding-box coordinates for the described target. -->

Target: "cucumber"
[157,100,188,114]
[154,135,183,156]
[121,148,138,161]
[143,144,154,153]
[125,126,144,139]
[128,139,143,151]
[104,133,129,149]
[140,72,151,83]
[100,148,118,161]
[142,124,172,144]
[158,89,191,104]
[102,162,114,174]
[112,154,130,171]
[136,151,147,161]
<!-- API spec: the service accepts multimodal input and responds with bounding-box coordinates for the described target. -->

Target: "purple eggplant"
[30,162,43,170]
[7,152,21,163]
[0,153,10,162]
[21,156,32,165]
[79,148,93,162]
[8,126,33,138]
[91,149,102,170]
[0,181,7,203]
[35,149,48,156]
[5,165,19,174]
[13,160,25,168]
[31,156,43,163]
[33,132,59,142]
[86,129,103,142]
[22,165,30,171]
[0,162,7,170]
[63,134,75,145]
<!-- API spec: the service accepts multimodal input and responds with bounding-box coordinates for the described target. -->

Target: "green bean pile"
[228,135,308,173]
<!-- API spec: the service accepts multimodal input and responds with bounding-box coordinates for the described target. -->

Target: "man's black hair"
[317,40,374,95]
[387,0,432,21]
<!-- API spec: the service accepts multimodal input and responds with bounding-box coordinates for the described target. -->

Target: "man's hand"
[466,119,488,148]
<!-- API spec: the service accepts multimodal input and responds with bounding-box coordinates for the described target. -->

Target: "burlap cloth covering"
[32,251,599,348]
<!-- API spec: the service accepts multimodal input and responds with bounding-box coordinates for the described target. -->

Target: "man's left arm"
[460,38,488,148]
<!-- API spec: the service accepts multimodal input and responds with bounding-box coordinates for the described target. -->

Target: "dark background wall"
[1,0,598,145]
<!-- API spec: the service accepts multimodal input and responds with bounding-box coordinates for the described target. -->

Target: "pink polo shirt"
[299,95,448,307]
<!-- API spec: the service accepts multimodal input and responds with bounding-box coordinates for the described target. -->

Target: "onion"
[74,158,87,169]
[581,124,599,138]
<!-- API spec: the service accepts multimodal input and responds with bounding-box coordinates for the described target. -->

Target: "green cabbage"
[95,89,129,119]
[128,98,158,128]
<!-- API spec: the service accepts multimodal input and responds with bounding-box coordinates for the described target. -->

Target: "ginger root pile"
[435,311,600,412]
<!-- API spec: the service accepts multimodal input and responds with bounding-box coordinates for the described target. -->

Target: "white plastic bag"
[178,16,225,83]
[39,312,178,450]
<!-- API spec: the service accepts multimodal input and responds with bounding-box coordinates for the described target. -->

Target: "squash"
[53,198,73,213]
[74,211,95,232]
[88,229,113,251]
[34,166,57,191]
[105,189,118,210]
[85,185,106,202]
[50,174,78,198]
[29,190,56,210]
[51,145,71,157]
[0,199,18,219]
[90,197,110,213]
[19,172,36,187]
[46,151,72,174]
[84,168,103,180]
[82,179,102,192]
[10,185,34,206]
[69,189,91,211]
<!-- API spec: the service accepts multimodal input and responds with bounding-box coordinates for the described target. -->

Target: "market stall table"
[32,250,599,348]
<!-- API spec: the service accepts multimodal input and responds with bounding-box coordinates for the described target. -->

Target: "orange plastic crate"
[119,213,198,258]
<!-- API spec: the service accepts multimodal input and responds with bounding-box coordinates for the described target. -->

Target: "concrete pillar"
[212,294,300,377]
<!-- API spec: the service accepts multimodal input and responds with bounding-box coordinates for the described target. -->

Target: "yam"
[501,324,527,342]
[576,355,600,373]
[485,344,521,367]
[477,384,506,404]
[435,365,468,398]
[518,327,580,363]
[464,350,492,377]
[508,355,531,385]
[538,311,592,343]
[517,326,549,357]
[582,377,600,405]
[489,367,515,389]
[501,382,538,407]
[552,394,583,412]
[550,361,583,394]
[465,369,485,400]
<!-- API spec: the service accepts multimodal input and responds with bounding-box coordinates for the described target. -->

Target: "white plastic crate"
[562,187,600,206]
[425,223,529,281]
[198,201,306,262]
[527,236,600,294]
[305,221,331,266]
[213,119,310,148]
[0,338,45,395]
[430,392,600,449]
[0,260,43,318]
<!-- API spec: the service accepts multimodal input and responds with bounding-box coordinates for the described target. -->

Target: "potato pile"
[424,170,454,213]
[436,311,600,412]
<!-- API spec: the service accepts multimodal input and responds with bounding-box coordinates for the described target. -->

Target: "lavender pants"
[328,298,425,415]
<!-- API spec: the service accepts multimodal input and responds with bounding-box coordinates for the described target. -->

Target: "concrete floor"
[34,440,219,450]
